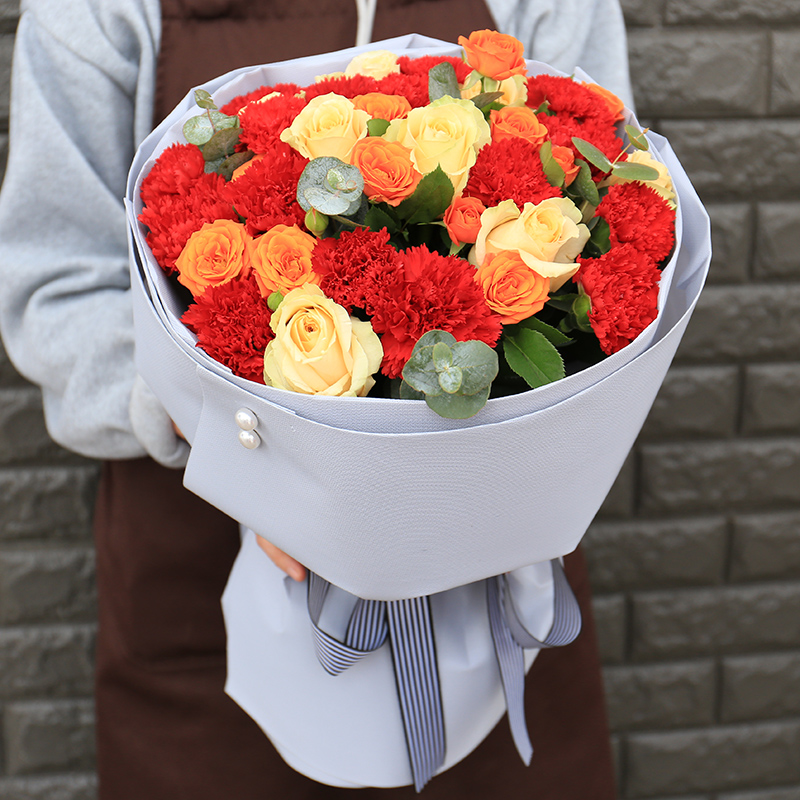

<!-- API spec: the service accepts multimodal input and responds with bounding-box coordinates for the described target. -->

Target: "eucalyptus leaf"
[471,91,504,108]
[193,89,217,110]
[216,151,253,181]
[571,137,613,173]
[424,385,491,419]
[203,156,226,174]
[428,62,460,103]
[367,118,391,137]
[624,124,650,151]
[394,166,454,225]
[432,341,453,371]
[437,364,463,394]
[539,140,565,188]
[202,128,241,161]
[449,340,499,395]
[303,186,355,216]
[297,157,364,214]
[399,380,425,400]
[183,115,216,146]
[503,329,565,389]
[573,159,600,207]
[611,162,660,182]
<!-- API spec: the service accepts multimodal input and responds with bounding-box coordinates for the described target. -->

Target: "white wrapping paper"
[125,37,711,787]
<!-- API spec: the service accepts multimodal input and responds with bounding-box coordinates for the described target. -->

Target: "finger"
[255,536,307,582]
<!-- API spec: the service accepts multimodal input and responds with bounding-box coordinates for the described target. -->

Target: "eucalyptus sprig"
[183,90,248,179]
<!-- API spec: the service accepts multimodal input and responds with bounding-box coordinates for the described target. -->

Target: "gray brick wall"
[0,2,798,799]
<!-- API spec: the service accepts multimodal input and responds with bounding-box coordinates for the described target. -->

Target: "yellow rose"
[385,96,491,195]
[497,75,528,106]
[608,150,677,208]
[263,284,383,397]
[345,50,400,80]
[280,93,370,162]
[472,198,590,291]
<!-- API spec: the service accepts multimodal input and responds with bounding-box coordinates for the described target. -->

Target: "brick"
[632,584,800,661]
[626,722,800,797]
[743,365,800,436]
[730,511,800,582]
[0,775,97,800]
[4,700,95,776]
[0,339,27,386]
[596,451,635,519]
[0,546,96,625]
[675,286,800,364]
[658,121,800,199]
[705,203,751,284]
[666,0,800,23]
[620,0,663,25]
[0,388,89,466]
[592,593,627,664]
[719,788,800,800]
[722,652,800,723]
[584,517,727,592]
[0,32,11,119]
[0,626,95,700]
[0,466,98,541]
[755,203,800,281]
[628,30,768,117]
[640,365,738,440]
[772,32,800,114]
[603,660,716,731]
[640,439,800,515]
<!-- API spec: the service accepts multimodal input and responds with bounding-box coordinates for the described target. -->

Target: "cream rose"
[608,150,677,208]
[385,96,491,195]
[280,93,369,162]
[496,75,528,106]
[345,50,400,80]
[263,284,383,397]
[472,198,590,291]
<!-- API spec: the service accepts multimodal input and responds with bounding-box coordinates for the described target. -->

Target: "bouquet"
[137,29,676,421]
[125,31,710,790]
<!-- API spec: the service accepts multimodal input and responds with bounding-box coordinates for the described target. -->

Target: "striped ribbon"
[306,560,581,792]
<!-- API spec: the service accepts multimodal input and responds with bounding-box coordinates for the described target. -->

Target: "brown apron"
[94,2,616,797]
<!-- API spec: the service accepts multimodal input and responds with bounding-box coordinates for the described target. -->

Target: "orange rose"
[458,30,527,81]
[250,224,318,297]
[489,106,548,146]
[583,82,625,121]
[474,250,550,324]
[350,137,422,206]
[352,93,412,121]
[551,145,580,186]
[444,196,486,247]
[175,219,251,296]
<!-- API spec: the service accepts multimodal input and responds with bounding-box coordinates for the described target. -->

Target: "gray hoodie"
[0,0,631,466]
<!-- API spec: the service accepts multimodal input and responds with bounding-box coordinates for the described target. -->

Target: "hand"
[255,535,307,582]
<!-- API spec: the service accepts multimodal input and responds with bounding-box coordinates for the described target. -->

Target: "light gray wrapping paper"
[125,37,711,786]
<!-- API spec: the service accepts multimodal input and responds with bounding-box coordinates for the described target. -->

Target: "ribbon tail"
[387,596,446,792]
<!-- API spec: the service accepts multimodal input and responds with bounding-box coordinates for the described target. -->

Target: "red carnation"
[181,273,274,383]
[140,172,237,272]
[221,142,307,235]
[312,227,401,313]
[369,245,502,378]
[537,113,624,172]
[463,138,562,208]
[374,72,429,107]
[304,74,381,101]
[596,182,675,264]
[140,143,206,204]
[220,83,303,116]
[526,74,616,124]
[575,243,661,355]
[398,55,473,84]
[238,93,308,155]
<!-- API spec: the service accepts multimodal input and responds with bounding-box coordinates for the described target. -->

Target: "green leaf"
[363,204,400,235]
[424,385,491,418]
[193,89,217,110]
[539,140,566,188]
[201,128,241,161]
[367,118,391,137]
[572,292,593,333]
[503,328,565,388]
[471,91,504,108]
[514,316,574,347]
[432,341,453,371]
[394,166,455,225]
[449,340,500,395]
[573,159,600,207]
[571,137,613,173]
[584,216,611,258]
[399,380,425,400]
[428,62,460,103]
[624,124,649,151]
[437,364,463,394]
[547,293,579,313]
[183,114,215,145]
[611,162,660,182]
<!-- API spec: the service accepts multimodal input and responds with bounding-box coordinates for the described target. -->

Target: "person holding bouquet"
[0,1,633,798]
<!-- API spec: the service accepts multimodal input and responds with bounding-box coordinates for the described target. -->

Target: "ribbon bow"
[307,560,581,791]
